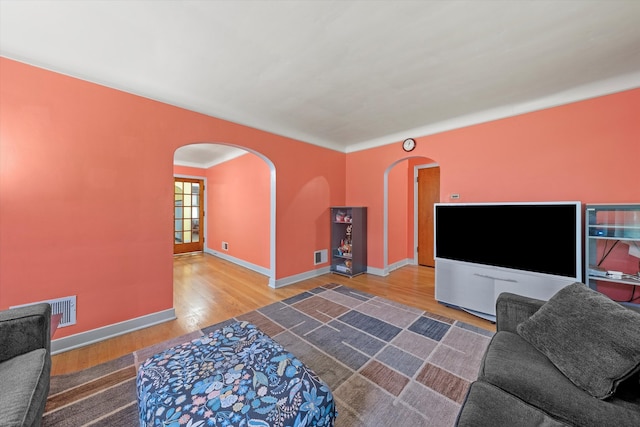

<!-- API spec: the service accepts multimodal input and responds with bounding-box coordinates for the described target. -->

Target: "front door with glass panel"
[174,178,204,254]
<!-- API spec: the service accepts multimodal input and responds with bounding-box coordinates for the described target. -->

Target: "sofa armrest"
[623,303,640,316]
[495,293,545,333]
[0,303,51,363]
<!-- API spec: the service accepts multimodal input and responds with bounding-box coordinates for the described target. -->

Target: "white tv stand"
[435,258,577,322]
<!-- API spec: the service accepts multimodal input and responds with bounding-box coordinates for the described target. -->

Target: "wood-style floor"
[51,253,495,375]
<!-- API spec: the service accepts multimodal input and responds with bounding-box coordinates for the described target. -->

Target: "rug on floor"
[43,283,493,426]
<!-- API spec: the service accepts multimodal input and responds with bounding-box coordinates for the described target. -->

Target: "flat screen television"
[434,202,582,280]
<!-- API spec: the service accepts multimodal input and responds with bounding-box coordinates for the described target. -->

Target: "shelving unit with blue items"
[586,203,640,307]
[330,206,367,277]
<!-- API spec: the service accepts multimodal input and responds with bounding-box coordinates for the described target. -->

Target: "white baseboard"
[367,258,414,276]
[203,248,400,286]
[205,248,334,288]
[366,266,387,276]
[51,308,176,355]
[274,263,394,287]
[49,256,406,354]
[205,248,271,277]
[272,266,331,288]
[388,258,413,272]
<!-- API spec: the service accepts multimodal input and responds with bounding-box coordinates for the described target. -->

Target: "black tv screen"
[435,202,581,279]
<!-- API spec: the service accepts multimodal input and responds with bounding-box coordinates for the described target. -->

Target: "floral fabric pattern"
[136,321,336,427]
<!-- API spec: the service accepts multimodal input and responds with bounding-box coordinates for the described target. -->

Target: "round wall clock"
[402,138,416,152]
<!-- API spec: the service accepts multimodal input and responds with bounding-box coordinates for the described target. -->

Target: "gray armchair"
[0,303,52,427]
[457,288,640,427]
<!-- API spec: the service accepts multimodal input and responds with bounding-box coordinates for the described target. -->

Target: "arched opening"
[173,143,276,286]
[383,156,439,274]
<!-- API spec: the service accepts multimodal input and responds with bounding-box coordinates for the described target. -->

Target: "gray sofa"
[0,303,52,427]
[457,283,640,427]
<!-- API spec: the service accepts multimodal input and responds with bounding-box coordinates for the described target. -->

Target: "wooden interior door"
[174,178,205,254]
[418,166,440,267]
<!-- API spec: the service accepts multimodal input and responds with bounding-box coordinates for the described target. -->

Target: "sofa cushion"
[0,349,50,427]
[516,282,640,399]
[456,381,570,427]
[480,331,640,427]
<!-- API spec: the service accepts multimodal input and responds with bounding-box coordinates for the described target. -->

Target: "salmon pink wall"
[174,158,270,270]
[278,150,345,277]
[347,89,640,270]
[0,58,345,339]
[4,55,637,341]
[173,151,341,279]
[206,153,270,268]
[0,59,174,337]
[174,165,206,177]
[347,155,435,269]
[387,162,409,265]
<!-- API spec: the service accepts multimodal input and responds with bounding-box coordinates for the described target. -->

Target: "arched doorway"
[383,156,439,274]
[173,143,277,286]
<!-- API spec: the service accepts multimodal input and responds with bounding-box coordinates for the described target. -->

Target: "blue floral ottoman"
[136,321,336,427]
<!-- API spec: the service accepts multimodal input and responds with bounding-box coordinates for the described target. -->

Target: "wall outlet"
[222,241,229,251]
[450,193,460,200]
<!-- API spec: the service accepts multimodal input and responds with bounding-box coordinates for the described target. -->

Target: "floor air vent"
[11,296,77,327]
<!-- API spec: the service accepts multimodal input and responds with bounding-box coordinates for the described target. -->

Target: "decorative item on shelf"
[330,206,367,277]
[586,203,640,304]
[338,238,351,255]
[339,224,352,254]
[590,226,610,237]
[335,264,349,273]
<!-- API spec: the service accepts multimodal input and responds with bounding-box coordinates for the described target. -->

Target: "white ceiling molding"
[2,1,639,163]
[347,70,640,153]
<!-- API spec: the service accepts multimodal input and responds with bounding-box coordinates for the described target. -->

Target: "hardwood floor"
[51,253,495,375]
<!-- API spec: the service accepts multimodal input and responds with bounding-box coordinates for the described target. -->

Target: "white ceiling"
[174,143,247,169]
[2,0,640,167]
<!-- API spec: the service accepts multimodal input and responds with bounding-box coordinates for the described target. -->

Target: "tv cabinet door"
[493,271,573,303]
[436,258,575,319]
[435,259,495,315]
